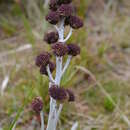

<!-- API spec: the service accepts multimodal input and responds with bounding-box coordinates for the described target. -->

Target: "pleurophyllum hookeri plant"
[32,0,83,130]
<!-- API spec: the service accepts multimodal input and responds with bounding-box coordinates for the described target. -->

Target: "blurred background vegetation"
[0,0,130,130]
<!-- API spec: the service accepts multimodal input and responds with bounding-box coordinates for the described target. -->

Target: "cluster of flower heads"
[47,0,83,28]
[31,85,75,113]
[35,0,83,103]
[49,84,75,102]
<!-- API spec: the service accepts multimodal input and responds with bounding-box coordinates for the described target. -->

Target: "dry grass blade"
[76,65,130,128]
[71,122,78,130]
[0,75,9,96]
[0,44,32,58]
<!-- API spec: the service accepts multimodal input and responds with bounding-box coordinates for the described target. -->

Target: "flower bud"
[44,31,59,44]
[66,89,75,102]
[49,85,68,102]
[31,97,43,113]
[49,0,59,11]
[35,52,51,67]
[69,15,83,29]
[51,42,68,57]
[40,61,55,75]
[57,4,73,17]
[67,44,80,56]
[46,11,60,24]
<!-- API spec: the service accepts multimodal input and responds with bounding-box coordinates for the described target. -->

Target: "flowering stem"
[46,17,73,130]
[47,65,55,83]
[54,25,59,33]
[63,28,73,42]
[46,97,57,130]
[62,55,72,76]
[55,104,63,128]
[46,83,57,130]
[55,57,62,85]
[58,19,65,42]
[40,111,44,130]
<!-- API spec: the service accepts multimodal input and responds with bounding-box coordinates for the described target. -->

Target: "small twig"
[47,65,55,83]
[63,28,73,42]
[62,56,72,75]
[40,111,44,130]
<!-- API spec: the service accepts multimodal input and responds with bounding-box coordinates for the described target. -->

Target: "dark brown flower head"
[49,0,59,11]
[49,86,68,102]
[57,0,72,4]
[51,42,68,56]
[35,52,51,67]
[46,11,60,24]
[44,31,59,44]
[31,97,43,113]
[69,16,83,29]
[57,4,73,17]
[40,61,55,75]
[66,89,75,102]
[67,44,80,56]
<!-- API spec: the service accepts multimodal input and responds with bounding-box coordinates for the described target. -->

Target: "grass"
[0,0,130,130]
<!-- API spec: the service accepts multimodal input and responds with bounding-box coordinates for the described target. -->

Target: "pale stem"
[47,65,55,83]
[58,19,65,42]
[62,55,72,76]
[55,104,63,126]
[55,57,62,85]
[40,111,44,130]
[54,25,59,33]
[63,28,73,42]
[46,83,57,130]
[46,97,57,130]
[47,18,66,130]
